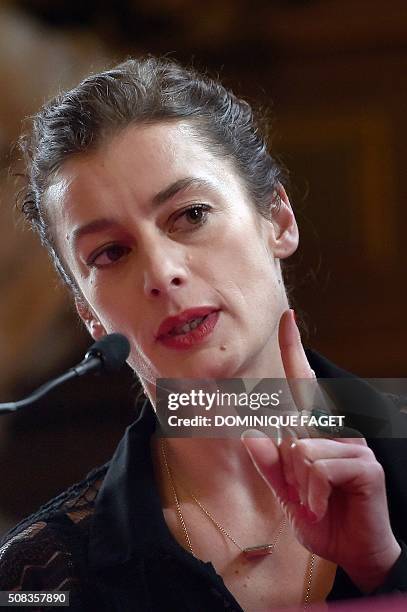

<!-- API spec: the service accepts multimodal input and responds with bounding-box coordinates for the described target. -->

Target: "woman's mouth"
[167,315,207,335]
[156,308,220,350]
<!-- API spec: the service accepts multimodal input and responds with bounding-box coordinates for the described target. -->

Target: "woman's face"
[45,122,298,388]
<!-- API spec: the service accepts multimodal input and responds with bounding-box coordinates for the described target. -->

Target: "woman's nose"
[142,241,187,298]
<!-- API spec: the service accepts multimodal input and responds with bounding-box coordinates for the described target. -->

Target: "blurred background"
[0,0,406,535]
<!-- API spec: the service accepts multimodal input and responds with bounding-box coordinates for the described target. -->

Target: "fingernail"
[287,309,300,343]
[241,429,269,440]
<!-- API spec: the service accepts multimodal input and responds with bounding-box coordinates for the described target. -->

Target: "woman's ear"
[267,185,299,259]
[75,299,106,341]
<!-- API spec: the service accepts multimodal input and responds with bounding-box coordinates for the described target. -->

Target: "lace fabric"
[0,463,108,596]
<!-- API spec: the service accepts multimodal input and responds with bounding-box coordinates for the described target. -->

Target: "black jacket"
[0,351,407,610]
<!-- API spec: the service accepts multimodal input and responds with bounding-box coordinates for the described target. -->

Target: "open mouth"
[156,309,220,349]
[167,314,209,336]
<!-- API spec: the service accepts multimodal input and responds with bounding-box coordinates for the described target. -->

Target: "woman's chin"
[164,354,242,381]
[137,342,246,382]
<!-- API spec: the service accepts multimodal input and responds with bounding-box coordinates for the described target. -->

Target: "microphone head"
[85,333,130,373]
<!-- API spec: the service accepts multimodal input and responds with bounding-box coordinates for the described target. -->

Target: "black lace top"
[0,463,109,610]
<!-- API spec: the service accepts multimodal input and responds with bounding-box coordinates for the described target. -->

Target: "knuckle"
[360,445,375,460]
[294,438,321,464]
[358,458,384,484]
[369,460,385,481]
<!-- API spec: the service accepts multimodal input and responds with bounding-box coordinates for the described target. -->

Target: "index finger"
[279,309,335,427]
[279,309,314,380]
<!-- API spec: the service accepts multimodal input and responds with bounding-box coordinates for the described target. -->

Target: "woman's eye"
[170,204,211,232]
[87,244,130,268]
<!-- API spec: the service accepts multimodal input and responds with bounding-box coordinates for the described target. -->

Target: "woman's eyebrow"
[152,177,217,206]
[70,218,121,249]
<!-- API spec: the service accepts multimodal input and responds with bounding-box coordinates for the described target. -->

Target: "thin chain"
[160,437,195,555]
[303,552,315,609]
[161,439,286,553]
[160,439,315,608]
[189,490,286,554]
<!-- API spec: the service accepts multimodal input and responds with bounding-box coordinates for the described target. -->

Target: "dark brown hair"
[18,56,285,295]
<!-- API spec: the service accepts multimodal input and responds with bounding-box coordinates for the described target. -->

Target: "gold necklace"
[188,490,287,559]
[160,439,315,607]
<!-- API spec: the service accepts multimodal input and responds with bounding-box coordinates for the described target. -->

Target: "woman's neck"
[151,434,278,517]
[148,337,288,508]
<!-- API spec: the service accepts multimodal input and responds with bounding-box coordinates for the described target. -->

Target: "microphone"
[74,333,131,376]
[0,333,130,415]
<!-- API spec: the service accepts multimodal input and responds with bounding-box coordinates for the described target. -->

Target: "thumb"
[241,430,286,498]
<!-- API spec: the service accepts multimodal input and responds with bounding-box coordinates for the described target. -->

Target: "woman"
[1,57,406,611]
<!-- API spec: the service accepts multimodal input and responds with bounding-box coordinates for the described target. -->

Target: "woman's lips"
[156,309,220,350]
[156,306,219,336]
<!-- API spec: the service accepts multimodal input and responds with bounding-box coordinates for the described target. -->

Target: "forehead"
[47,122,236,197]
[44,121,244,227]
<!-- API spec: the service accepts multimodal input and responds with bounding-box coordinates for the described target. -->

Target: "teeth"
[172,316,205,335]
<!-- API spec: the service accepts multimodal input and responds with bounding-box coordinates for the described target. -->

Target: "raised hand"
[242,309,401,593]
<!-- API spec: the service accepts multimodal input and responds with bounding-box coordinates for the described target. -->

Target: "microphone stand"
[0,356,102,415]
[0,333,130,415]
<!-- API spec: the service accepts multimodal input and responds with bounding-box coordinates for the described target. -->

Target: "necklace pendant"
[243,543,275,559]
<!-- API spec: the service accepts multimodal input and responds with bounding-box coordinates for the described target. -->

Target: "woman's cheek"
[128,345,158,385]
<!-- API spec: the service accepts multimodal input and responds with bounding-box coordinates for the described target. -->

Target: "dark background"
[0,0,406,534]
